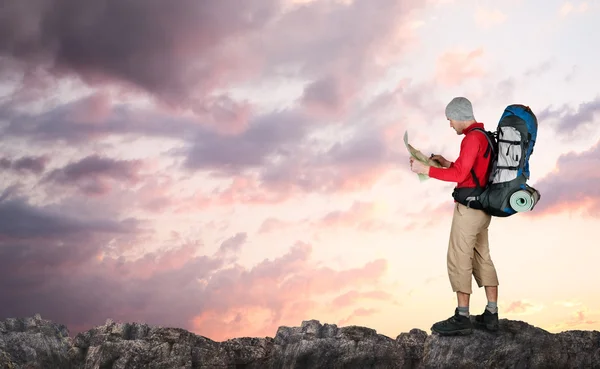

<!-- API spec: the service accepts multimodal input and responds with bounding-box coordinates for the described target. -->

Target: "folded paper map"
[404,131,443,182]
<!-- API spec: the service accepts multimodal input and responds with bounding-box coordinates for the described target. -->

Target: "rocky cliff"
[1,314,599,369]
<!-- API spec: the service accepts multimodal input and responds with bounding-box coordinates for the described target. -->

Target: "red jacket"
[428,122,492,189]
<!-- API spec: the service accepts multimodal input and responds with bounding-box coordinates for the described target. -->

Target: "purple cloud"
[183,109,311,172]
[217,232,247,256]
[0,0,279,105]
[0,196,133,239]
[43,155,144,195]
[537,96,600,136]
[0,197,387,340]
[531,139,600,216]
[0,155,47,174]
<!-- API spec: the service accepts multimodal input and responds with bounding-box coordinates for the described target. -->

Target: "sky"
[1,0,599,341]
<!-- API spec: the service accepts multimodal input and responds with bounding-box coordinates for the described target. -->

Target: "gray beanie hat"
[445,97,475,121]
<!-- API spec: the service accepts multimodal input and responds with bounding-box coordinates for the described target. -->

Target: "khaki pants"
[447,202,499,294]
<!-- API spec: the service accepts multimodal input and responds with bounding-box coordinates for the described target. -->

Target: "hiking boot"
[474,308,499,331]
[431,308,473,336]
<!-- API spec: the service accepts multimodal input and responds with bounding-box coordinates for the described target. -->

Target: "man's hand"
[430,154,451,168]
[409,157,430,175]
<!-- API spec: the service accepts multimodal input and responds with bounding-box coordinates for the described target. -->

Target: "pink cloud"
[529,139,600,217]
[400,200,455,232]
[132,177,177,213]
[505,300,536,314]
[338,308,379,326]
[435,48,487,87]
[315,201,395,232]
[552,308,599,332]
[188,244,388,340]
[99,243,201,280]
[0,0,436,209]
[474,7,507,29]
[258,217,293,234]
[68,92,113,124]
[0,196,390,342]
[331,290,395,309]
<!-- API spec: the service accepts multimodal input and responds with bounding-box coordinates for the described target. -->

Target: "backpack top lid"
[500,104,538,143]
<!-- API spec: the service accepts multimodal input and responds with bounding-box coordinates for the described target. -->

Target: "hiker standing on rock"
[409,97,500,336]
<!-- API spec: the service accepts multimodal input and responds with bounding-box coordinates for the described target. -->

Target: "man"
[409,97,499,336]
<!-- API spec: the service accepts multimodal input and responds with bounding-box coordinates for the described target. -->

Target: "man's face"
[448,119,462,134]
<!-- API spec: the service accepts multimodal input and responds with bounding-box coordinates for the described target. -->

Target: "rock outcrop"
[1,314,599,368]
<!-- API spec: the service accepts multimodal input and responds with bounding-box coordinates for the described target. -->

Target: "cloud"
[0,193,389,341]
[435,48,487,87]
[331,290,395,309]
[559,2,589,17]
[400,200,455,232]
[183,109,311,172]
[177,110,409,205]
[0,0,437,342]
[537,96,600,138]
[530,139,600,216]
[301,74,356,118]
[1,0,425,123]
[551,307,599,331]
[258,217,294,234]
[338,307,379,326]
[0,0,433,207]
[0,155,48,174]
[0,94,199,144]
[504,300,544,316]
[0,0,278,106]
[259,125,395,194]
[314,201,395,232]
[217,232,247,256]
[43,155,145,196]
[474,7,507,29]
[0,196,134,240]
[524,59,555,78]
[554,300,584,308]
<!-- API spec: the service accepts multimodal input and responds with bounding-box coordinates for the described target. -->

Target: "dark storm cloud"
[0,0,280,103]
[0,196,133,239]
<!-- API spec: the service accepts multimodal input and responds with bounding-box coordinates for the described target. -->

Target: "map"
[404,131,443,181]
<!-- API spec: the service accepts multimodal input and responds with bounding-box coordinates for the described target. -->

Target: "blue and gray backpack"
[459,104,541,217]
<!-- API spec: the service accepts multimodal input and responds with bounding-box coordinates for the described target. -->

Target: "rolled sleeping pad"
[509,186,540,212]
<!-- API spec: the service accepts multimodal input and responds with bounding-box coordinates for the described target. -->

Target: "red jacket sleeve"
[428,133,481,183]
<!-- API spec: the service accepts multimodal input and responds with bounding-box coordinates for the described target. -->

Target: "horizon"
[1,0,599,342]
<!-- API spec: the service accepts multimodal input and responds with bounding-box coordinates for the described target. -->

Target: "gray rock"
[422,319,600,369]
[0,314,73,369]
[0,315,599,369]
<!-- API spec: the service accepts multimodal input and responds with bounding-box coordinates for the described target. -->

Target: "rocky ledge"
[1,314,599,369]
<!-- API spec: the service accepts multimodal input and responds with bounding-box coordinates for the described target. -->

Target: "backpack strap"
[468,128,495,190]
[452,128,497,209]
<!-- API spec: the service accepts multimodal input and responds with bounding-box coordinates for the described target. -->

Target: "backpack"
[456,104,541,217]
